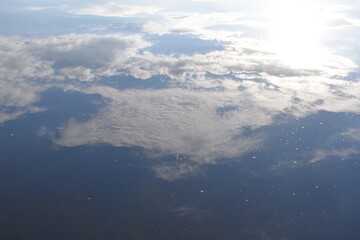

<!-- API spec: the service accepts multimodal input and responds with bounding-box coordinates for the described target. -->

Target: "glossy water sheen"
[1,1,360,239]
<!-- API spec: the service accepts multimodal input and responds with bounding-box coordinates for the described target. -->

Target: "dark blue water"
[1,89,360,240]
[2,3,360,239]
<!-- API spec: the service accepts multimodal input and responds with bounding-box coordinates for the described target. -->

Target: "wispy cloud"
[0,106,45,123]
[24,5,68,11]
[152,161,201,181]
[70,2,162,17]
[340,128,360,142]
[310,148,360,163]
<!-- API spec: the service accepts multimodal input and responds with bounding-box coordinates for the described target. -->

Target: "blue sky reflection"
[1,1,360,239]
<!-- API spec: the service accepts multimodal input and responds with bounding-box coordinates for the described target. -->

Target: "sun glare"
[266,1,330,69]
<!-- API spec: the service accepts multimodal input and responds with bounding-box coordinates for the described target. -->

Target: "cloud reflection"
[310,147,360,163]
[54,87,265,163]
[0,1,360,179]
[69,2,163,17]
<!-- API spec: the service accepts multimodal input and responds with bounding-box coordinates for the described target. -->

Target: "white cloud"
[0,36,54,81]
[0,23,356,86]
[0,15,359,179]
[142,11,252,36]
[0,80,42,107]
[28,34,151,70]
[24,5,68,11]
[0,106,44,123]
[0,34,145,123]
[70,2,162,17]
[51,69,360,168]
[309,128,360,163]
[0,34,152,122]
[0,34,152,81]
[265,76,360,115]
[0,78,48,123]
[340,128,360,142]
[139,3,359,75]
[0,30,359,124]
[0,0,360,183]
[310,148,360,163]
[1,33,358,161]
[152,161,201,181]
[54,86,266,163]
[59,66,96,82]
